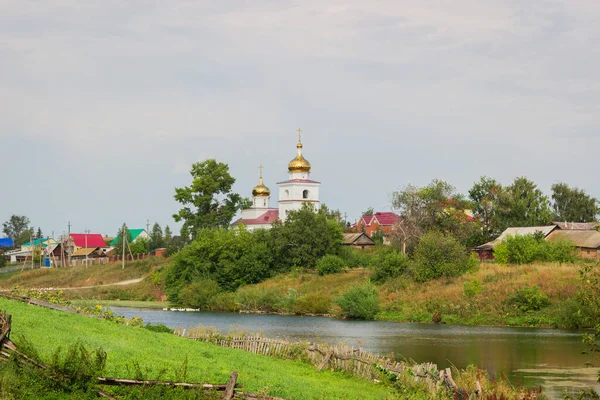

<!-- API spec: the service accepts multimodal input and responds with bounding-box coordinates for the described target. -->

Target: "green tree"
[469,176,507,240]
[363,207,374,216]
[179,225,190,245]
[148,222,164,250]
[502,177,552,227]
[36,227,43,239]
[551,183,599,223]
[113,223,133,257]
[173,159,248,238]
[391,179,476,252]
[129,237,149,255]
[269,203,343,271]
[411,231,476,282]
[2,215,32,247]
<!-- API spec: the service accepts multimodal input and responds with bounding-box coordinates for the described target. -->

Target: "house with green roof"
[109,229,148,247]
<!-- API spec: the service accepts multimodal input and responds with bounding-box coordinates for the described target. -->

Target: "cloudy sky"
[1,0,599,237]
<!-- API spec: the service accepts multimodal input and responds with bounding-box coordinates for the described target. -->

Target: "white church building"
[232,130,320,230]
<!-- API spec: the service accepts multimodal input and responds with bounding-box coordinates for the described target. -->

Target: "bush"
[338,246,374,268]
[371,251,409,282]
[0,255,5,268]
[555,298,595,329]
[293,293,332,314]
[336,283,380,320]
[494,234,577,265]
[316,254,345,276]
[144,323,174,334]
[410,231,476,282]
[507,285,550,312]
[178,279,221,309]
[463,278,482,298]
[235,286,282,312]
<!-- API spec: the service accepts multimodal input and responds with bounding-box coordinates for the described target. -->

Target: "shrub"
[410,231,476,282]
[293,293,332,314]
[0,255,6,268]
[371,251,409,282]
[316,254,345,276]
[507,285,550,312]
[178,279,221,309]
[144,323,174,334]
[338,246,374,268]
[555,298,594,329]
[336,283,380,320]
[463,278,482,298]
[235,286,282,312]
[494,234,577,265]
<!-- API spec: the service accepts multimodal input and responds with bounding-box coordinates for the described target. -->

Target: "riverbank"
[0,297,396,399]
[0,260,588,329]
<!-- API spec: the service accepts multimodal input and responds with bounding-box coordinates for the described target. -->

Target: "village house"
[109,228,149,247]
[342,233,376,249]
[354,212,401,238]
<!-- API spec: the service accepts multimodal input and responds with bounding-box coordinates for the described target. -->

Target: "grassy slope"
[0,258,168,290]
[235,262,579,327]
[0,298,393,400]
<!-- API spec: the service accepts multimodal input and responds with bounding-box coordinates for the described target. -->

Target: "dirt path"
[36,277,144,291]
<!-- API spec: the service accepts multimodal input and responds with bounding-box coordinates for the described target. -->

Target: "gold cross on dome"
[296,128,302,142]
[259,164,263,178]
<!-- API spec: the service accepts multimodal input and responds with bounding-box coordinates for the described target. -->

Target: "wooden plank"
[223,371,239,400]
[317,350,334,371]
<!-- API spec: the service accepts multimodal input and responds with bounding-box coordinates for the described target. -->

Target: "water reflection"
[112,307,599,399]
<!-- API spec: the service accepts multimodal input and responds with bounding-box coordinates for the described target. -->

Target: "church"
[232,129,321,230]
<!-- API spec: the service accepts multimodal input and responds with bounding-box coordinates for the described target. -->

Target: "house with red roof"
[67,233,110,258]
[355,212,401,238]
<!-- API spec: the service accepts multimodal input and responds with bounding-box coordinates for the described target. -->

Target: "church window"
[285,190,289,199]
[303,189,309,199]
[263,199,266,207]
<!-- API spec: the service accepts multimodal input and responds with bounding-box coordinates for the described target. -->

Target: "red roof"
[70,233,107,248]
[233,210,280,226]
[371,212,401,226]
[362,215,374,225]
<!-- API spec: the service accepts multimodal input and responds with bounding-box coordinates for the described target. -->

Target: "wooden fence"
[174,327,456,395]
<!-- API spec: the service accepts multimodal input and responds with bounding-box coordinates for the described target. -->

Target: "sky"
[1,0,599,237]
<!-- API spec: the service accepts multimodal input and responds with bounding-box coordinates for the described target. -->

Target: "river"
[112,307,599,399]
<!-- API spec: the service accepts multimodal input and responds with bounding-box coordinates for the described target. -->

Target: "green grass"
[0,298,394,399]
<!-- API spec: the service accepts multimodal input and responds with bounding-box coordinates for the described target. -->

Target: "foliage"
[338,246,374,268]
[144,323,174,334]
[148,222,164,251]
[494,234,577,265]
[129,237,149,255]
[336,282,380,320]
[2,214,32,247]
[0,255,5,268]
[113,223,133,257]
[293,292,332,314]
[166,227,273,302]
[562,388,600,400]
[552,183,599,223]
[463,278,482,298]
[507,285,550,312]
[502,177,553,227]
[47,341,108,393]
[363,207,374,216]
[410,231,476,282]
[371,250,410,282]
[391,179,478,253]
[316,254,345,276]
[173,159,248,238]
[268,203,343,270]
[179,279,221,309]
[468,176,507,240]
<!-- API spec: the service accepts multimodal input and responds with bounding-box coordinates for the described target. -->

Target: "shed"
[342,233,376,249]
[546,230,600,260]
[475,226,558,261]
[553,222,600,231]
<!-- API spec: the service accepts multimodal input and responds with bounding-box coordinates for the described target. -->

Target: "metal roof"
[547,230,600,249]
[476,226,558,250]
[71,247,99,257]
[553,222,600,231]
[342,233,376,245]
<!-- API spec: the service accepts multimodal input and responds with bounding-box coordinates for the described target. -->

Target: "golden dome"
[288,154,311,173]
[252,166,270,196]
[288,128,311,173]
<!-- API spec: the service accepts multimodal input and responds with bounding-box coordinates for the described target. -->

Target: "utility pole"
[122,225,125,270]
[84,229,90,268]
[67,221,71,267]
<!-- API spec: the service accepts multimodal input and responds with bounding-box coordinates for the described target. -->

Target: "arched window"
[285,190,290,199]
[303,189,309,199]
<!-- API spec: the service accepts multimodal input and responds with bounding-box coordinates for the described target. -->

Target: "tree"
[469,176,507,240]
[363,207,374,216]
[2,215,32,247]
[148,223,164,250]
[129,237,149,255]
[113,223,133,257]
[173,159,248,238]
[269,203,343,271]
[36,227,43,239]
[502,177,552,227]
[164,225,173,244]
[551,183,599,223]
[391,179,476,253]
